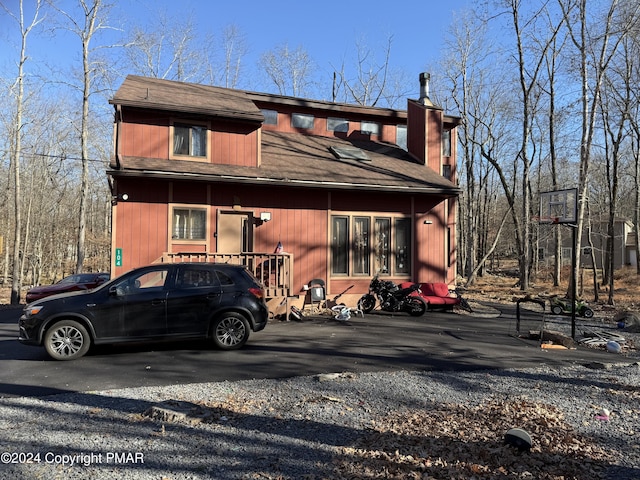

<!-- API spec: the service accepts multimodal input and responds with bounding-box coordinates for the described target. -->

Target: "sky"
[0,0,474,100]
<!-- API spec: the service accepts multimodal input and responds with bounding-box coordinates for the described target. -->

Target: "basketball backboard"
[538,188,577,224]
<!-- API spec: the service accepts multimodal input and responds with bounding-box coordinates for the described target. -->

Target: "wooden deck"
[157,252,293,298]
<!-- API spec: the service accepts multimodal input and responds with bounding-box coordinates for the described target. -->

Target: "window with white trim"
[172,208,206,240]
[172,123,207,157]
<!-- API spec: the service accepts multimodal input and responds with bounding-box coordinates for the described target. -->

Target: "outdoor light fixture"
[423,220,433,225]
[111,193,129,205]
[260,212,271,222]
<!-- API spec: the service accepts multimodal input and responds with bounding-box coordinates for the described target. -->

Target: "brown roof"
[110,131,460,195]
[110,75,264,123]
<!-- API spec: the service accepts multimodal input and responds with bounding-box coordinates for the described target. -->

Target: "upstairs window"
[292,113,314,129]
[327,117,349,132]
[261,109,278,125]
[442,164,452,179]
[361,121,380,136]
[396,125,407,150]
[172,122,207,158]
[442,129,451,156]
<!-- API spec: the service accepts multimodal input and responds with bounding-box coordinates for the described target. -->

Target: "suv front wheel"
[44,320,91,360]
[212,313,249,350]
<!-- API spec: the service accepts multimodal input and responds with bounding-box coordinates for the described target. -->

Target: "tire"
[405,297,427,317]
[212,312,250,350]
[358,294,376,314]
[44,320,91,361]
[551,305,563,315]
[582,307,594,318]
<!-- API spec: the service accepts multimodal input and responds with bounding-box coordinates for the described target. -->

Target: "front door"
[218,212,252,253]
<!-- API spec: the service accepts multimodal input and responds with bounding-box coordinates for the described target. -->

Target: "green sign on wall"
[115,248,123,267]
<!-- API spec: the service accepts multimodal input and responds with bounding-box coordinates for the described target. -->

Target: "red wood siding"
[112,177,455,291]
[407,101,427,164]
[120,112,168,159]
[119,112,258,167]
[113,201,168,276]
[210,120,258,167]
[426,109,443,173]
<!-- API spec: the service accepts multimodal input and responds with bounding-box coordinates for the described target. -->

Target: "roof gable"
[110,75,264,123]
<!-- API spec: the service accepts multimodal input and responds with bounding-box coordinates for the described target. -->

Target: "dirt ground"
[461,265,639,322]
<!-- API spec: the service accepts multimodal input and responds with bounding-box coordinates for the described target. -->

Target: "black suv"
[19,263,269,360]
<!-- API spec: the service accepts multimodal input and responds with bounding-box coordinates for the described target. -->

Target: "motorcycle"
[358,273,427,316]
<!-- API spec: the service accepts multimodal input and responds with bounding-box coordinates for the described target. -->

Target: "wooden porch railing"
[156,252,293,298]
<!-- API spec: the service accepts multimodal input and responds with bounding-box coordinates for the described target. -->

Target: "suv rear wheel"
[44,320,91,360]
[212,313,249,350]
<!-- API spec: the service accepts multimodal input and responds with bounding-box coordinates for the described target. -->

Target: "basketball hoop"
[533,215,560,225]
[539,189,577,225]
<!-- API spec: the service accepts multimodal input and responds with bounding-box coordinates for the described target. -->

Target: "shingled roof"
[110,130,459,195]
[110,75,264,123]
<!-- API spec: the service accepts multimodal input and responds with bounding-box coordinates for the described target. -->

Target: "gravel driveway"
[1,361,639,479]
[2,301,639,479]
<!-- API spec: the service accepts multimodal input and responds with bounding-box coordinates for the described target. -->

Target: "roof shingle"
[111,131,459,195]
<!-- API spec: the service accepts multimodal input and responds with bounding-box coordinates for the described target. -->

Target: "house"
[538,216,636,270]
[107,74,461,308]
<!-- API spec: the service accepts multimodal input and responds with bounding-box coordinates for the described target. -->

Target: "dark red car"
[25,273,110,303]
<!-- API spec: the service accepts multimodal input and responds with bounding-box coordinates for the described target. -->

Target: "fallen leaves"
[334,398,618,479]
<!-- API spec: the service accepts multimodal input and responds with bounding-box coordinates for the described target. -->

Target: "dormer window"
[171,120,209,160]
[292,113,314,129]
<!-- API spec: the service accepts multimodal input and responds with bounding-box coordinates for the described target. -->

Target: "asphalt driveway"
[0,303,635,398]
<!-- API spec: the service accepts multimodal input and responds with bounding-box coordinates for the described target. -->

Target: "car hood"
[28,283,83,295]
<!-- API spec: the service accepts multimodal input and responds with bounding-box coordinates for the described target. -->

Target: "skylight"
[329,145,370,161]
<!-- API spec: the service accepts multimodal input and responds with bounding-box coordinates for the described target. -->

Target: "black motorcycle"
[358,273,427,316]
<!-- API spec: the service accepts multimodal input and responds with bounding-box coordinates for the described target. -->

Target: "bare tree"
[559,0,638,300]
[2,0,43,304]
[598,32,637,304]
[330,35,411,108]
[259,43,314,97]
[218,24,248,88]
[50,0,113,274]
[122,10,208,82]
[440,8,500,284]
[332,35,392,107]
